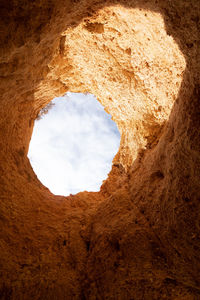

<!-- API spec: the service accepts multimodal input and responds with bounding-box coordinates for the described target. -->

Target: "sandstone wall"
[0,0,200,299]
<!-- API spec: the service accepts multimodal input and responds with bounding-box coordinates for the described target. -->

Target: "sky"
[28,93,120,196]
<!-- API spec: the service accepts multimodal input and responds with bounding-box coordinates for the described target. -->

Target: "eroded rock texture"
[0,0,200,299]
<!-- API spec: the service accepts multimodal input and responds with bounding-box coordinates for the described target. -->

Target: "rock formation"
[0,0,200,299]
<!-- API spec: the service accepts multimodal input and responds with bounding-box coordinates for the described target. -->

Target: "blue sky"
[28,93,120,196]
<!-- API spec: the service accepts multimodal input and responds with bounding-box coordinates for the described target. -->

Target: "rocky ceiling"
[0,0,200,299]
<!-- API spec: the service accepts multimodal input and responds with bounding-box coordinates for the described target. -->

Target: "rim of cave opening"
[28,92,121,196]
[27,6,186,198]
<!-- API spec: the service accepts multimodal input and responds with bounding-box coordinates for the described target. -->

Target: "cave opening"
[28,92,120,196]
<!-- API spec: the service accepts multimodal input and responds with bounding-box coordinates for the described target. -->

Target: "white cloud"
[28,93,120,195]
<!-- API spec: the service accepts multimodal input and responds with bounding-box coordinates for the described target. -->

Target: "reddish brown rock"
[0,0,200,299]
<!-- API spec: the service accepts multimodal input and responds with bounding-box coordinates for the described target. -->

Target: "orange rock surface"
[0,0,200,299]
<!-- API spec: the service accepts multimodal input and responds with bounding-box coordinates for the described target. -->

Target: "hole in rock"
[28,93,120,196]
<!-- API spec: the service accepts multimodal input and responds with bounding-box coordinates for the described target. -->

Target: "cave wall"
[0,0,200,299]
